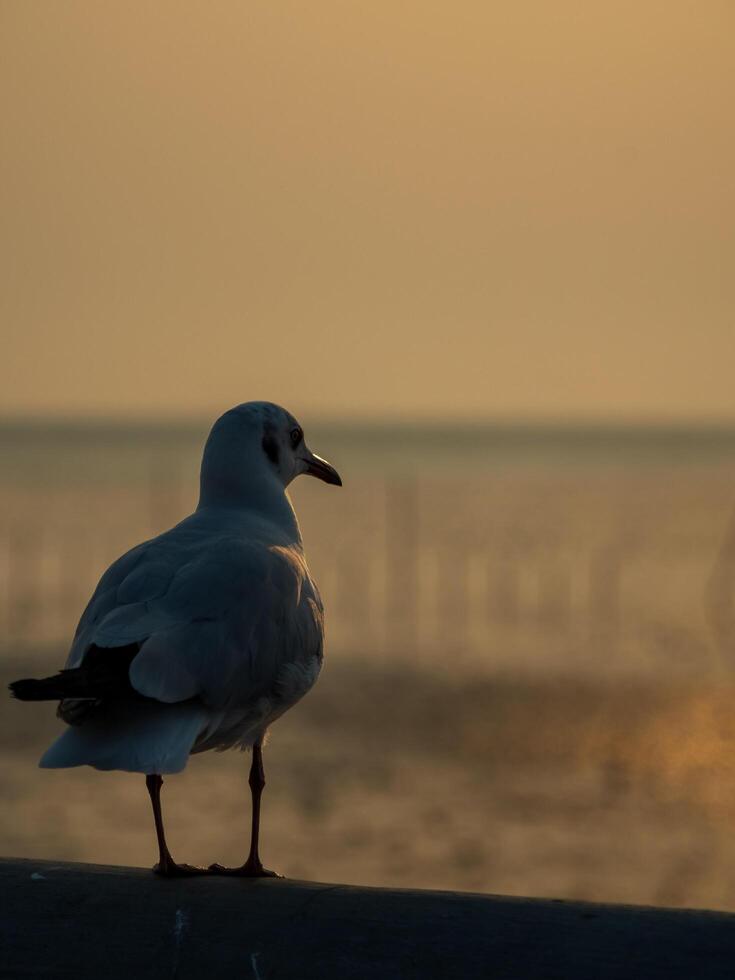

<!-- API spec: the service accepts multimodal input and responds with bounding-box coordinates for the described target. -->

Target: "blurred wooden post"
[385,478,419,654]
[705,501,735,667]
[0,528,7,638]
[488,553,520,626]
[536,558,571,631]
[334,541,372,650]
[437,544,468,653]
[588,545,621,652]
[7,527,39,645]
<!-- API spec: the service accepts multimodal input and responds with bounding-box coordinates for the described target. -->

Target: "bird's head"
[256,403,342,488]
[199,402,341,509]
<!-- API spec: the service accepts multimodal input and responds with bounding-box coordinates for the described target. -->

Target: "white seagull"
[10,402,341,877]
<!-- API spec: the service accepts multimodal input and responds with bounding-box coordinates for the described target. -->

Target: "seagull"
[9,402,341,877]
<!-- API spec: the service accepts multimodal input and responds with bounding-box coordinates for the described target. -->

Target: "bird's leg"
[145,774,207,877]
[241,741,278,875]
[209,741,281,877]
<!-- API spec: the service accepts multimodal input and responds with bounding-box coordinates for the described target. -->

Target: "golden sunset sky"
[1,2,733,421]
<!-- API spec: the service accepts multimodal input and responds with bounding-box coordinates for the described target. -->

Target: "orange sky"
[1,1,733,421]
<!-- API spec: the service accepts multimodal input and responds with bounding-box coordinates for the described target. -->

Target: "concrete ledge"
[2,858,735,979]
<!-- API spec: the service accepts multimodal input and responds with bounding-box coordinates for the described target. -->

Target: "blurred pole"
[59,526,90,644]
[48,530,69,643]
[587,545,621,654]
[385,478,419,655]
[7,527,39,646]
[488,554,519,626]
[705,502,735,669]
[437,544,468,655]
[334,540,372,652]
[536,559,571,631]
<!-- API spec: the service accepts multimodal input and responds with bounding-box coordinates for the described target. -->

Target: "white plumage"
[36,401,340,776]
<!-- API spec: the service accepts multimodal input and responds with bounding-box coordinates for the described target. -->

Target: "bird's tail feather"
[9,671,94,702]
[39,699,208,774]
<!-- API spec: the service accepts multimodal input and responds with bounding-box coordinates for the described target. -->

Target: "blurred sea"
[4,419,735,908]
[3,418,735,672]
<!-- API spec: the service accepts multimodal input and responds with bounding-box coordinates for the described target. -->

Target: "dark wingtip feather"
[9,678,39,700]
[10,647,140,704]
[9,676,67,701]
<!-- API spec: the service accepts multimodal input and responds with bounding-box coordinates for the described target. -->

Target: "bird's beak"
[303,451,342,486]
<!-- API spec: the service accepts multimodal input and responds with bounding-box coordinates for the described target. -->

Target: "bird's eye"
[290,427,303,448]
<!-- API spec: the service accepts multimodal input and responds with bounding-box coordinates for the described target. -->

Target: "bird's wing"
[66,538,158,668]
[67,524,323,709]
[67,518,222,665]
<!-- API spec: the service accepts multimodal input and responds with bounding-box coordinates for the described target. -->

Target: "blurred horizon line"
[2,412,735,435]
[3,414,735,473]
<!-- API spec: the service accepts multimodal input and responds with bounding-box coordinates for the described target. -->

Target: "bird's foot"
[208,859,282,878]
[153,859,209,878]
